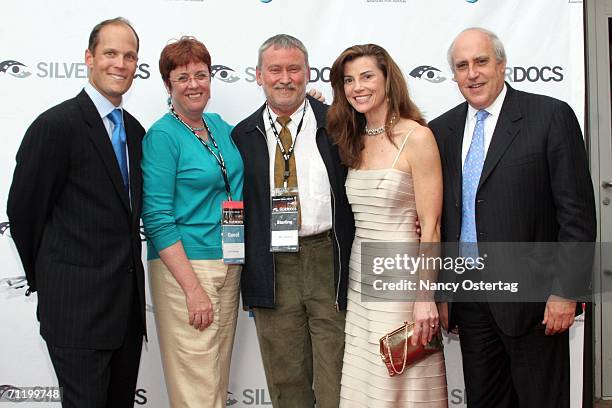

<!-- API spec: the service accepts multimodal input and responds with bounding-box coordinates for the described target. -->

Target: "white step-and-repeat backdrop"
[1,0,586,406]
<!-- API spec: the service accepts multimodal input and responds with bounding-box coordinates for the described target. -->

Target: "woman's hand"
[412,301,439,346]
[185,284,214,331]
[157,241,214,331]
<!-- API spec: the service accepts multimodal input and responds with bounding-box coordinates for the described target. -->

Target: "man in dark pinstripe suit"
[7,17,146,408]
[429,28,596,407]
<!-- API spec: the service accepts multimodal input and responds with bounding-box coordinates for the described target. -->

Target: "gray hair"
[257,34,309,68]
[447,27,506,72]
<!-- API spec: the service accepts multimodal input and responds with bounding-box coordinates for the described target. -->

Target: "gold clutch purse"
[379,321,444,377]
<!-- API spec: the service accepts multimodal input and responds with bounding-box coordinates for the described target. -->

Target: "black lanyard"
[266,100,307,188]
[170,108,232,201]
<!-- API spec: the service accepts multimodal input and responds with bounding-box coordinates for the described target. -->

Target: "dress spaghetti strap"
[391,127,416,169]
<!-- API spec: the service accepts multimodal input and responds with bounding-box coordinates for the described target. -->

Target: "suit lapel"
[77,90,131,212]
[447,103,468,206]
[478,86,522,190]
[309,97,338,187]
[125,114,141,220]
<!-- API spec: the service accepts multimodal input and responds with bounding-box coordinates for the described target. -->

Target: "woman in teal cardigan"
[141,36,243,408]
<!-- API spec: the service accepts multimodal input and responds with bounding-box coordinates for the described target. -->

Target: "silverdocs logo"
[211,65,240,83]
[0,60,150,80]
[409,65,446,83]
[0,60,31,78]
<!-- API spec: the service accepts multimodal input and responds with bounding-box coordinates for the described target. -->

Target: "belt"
[299,230,331,243]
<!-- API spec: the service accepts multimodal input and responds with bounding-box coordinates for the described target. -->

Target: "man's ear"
[255,67,263,86]
[85,48,94,69]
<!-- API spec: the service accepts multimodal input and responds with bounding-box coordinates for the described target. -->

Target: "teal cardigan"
[142,112,243,260]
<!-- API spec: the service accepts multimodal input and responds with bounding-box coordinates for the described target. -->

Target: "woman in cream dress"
[327,44,448,407]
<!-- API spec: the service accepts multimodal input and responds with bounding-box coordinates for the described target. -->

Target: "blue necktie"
[460,110,489,255]
[107,109,129,192]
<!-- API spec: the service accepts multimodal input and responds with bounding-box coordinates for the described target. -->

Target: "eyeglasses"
[170,71,210,85]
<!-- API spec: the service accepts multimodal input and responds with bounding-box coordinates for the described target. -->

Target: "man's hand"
[542,295,576,335]
[438,302,449,332]
[306,88,326,103]
[437,302,459,335]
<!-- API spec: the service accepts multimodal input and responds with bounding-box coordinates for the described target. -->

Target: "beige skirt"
[149,258,241,408]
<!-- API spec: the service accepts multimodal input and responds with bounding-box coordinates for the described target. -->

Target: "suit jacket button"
[455,234,460,240]
[455,201,459,208]
[128,267,134,274]
[477,199,484,203]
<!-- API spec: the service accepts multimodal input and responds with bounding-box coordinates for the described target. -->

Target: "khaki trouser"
[150,258,241,408]
[254,232,346,408]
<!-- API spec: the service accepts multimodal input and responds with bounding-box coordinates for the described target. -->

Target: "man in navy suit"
[7,17,146,408]
[429,27,596,407]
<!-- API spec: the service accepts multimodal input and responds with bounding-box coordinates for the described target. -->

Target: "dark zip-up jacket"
[231,96,354,310]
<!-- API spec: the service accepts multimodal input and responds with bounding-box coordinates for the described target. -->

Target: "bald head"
[448,28,507,110]
[447,27,506,73]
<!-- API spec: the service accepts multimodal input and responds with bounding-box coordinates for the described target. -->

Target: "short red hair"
[159,36,211,89]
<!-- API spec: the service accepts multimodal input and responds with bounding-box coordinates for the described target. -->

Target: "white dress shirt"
[84,82,125,141]
[263,100,332,236]
[84,82,131,188]
[461,84,507,166]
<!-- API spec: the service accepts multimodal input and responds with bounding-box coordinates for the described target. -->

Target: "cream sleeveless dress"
[339,131,448,407]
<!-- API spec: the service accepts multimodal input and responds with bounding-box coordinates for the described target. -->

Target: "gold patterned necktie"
[274,116,298,189]
[273,115,301,227]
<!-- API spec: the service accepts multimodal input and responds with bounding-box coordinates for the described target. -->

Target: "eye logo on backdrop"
[0,276,27,291]
[0,385,21,402]
[260,0,272,3]
[211,65,241,83]
[409,65,447,83]
[0,222,11,237]
[0,60,32,78]
[226,388,272,405]
[0,221,27,292]
[139,222,148,242]
[465,0,478,3]
[226,392,239,406]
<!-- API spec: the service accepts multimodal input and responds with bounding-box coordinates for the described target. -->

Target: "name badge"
[270,189,299,252]
[221,201,245,264]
